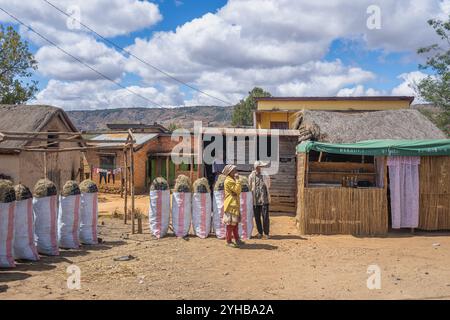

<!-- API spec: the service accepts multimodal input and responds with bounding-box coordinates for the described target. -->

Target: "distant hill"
[67,106,233,131]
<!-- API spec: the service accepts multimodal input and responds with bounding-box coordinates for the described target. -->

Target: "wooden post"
[123,147,128,225]
[190,156,194,182]
[130,145,135,234]
[43,152,48,179]
[166,157,169,182]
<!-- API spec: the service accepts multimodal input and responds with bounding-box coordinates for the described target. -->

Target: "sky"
[0,0,449,110]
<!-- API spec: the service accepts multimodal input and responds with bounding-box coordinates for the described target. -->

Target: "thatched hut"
[294,109,449,235]
[0,105,82,191]
[293,109,446,143]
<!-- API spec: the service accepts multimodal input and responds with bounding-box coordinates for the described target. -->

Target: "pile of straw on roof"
[293,109,447,143]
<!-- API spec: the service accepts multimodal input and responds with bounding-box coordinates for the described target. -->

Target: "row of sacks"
[0,179,99,268]
[148,175,254,239]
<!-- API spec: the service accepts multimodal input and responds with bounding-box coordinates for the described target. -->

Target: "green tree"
[231,87,271,126]
[416,15,450,135]
[0,25,38,104]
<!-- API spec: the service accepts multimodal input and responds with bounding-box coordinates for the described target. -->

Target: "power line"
[0,7,165,108]
[42,0,233,106]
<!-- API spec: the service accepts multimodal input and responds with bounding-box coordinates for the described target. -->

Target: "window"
[47,131,59,148]
[270,121,289,129]
[99,154,116,170]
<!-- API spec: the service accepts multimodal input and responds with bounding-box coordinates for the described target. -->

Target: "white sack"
[58,194,81,249]
[0,202,15,268]
[33,195,59,256]
[239,192,254,240]
[192,193,212,239]
[14,199,39,261]
[212,191,226,239]
[171,192,191,238]
[80,192,98,245]
[149,190,170,238]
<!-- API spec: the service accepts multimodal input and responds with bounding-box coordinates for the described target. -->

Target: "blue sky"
[1,0,448,110]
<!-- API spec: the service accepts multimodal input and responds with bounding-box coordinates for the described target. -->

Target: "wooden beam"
[123,147,128,225]
[2,136,134,144]
[130,141,136,234]
[0,131,82,135]
[43,152,47,179]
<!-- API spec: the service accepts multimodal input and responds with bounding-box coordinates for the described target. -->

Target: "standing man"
[249,160,271,239]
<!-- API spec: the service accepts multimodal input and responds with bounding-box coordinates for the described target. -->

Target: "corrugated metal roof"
[91,133,158,148]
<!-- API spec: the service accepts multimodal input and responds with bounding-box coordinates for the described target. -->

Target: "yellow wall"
[257,99,411,111]
[257,112,297,129]
[255,98,411,129]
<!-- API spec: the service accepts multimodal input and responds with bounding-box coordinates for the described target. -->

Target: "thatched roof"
[293,109,447,143]
[0,104,78,151]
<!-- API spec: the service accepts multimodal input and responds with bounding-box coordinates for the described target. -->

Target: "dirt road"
[1,194,450,300]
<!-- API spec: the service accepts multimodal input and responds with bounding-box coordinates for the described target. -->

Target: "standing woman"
[222,164,243,248]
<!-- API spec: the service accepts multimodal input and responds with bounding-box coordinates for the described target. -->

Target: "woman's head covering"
[222,164,237,176]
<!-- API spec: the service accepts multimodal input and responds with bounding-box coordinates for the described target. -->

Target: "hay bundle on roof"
[150,177,169,191]
[33,179,57,198]
[193,177,210,193]
[0,179,15,203]
[79,179,98,193]
[174,175,191,193]
[239,176,250,192]
[62,180,81,197]
[14,184,32,201]
[293,109,447,143]
[214,174,226,191]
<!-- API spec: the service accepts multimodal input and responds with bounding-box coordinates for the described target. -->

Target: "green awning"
[296,139,450,156]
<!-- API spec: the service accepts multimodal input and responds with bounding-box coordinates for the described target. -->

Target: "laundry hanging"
[387,156,420,229]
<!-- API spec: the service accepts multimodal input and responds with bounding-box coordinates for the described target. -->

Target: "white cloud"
[34,80,184,110]
[0,0,162,38]
[125,0,447,106]
[337,85,384,97]
[0,0,162,82]
[2,0,448,109]
[35,37,126,81]
[391,71,428,97]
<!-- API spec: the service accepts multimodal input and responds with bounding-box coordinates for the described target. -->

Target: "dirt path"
[1,194,450,300]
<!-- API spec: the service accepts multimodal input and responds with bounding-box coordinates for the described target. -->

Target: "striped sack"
[14,198,39,261]
[171,192,192,238]
[80,192,98,245]
[212,191,226,239]
[33,195,59,256]
[58,194,81,249]
[0,202,15,268]
[149,190,170,238]
[192,193,212,239]
[238,192,254,240]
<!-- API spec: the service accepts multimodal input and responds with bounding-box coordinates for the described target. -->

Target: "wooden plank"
[309,161,375,172]
[299,187,388,235]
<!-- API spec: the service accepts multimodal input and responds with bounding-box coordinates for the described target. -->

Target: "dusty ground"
[1,193,450,300]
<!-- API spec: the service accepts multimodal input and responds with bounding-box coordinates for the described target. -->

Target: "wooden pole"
[43,152,48,179]
[129,140,136,234]
[123,147,128,225]
[166,157,169,182]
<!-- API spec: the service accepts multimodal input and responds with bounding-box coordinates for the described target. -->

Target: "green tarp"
[296,139,450,156]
